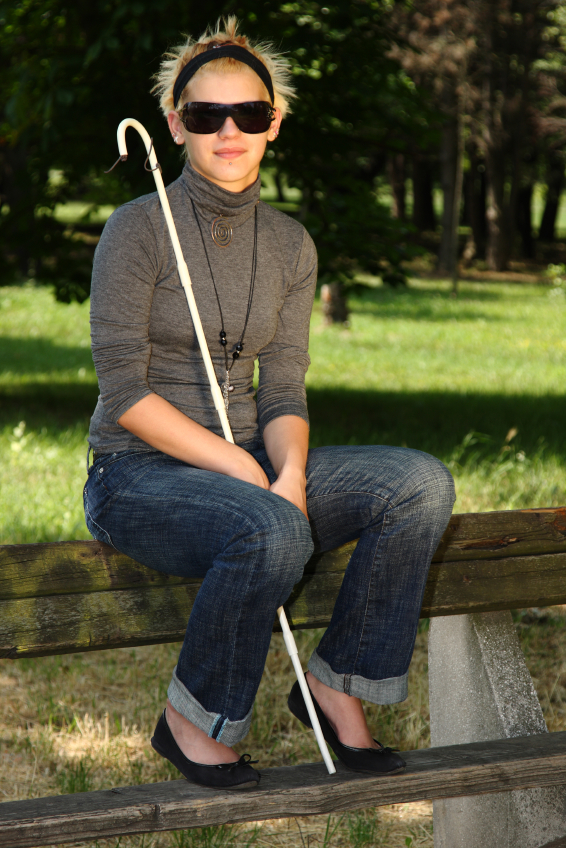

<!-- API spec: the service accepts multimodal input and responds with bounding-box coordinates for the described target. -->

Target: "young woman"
[84,18,455,790]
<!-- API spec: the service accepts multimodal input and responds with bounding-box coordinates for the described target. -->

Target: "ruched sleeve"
[256,229,317,433]
[89,203,159,424]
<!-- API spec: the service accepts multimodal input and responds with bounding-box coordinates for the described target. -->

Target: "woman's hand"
[270,468,308,519]
[224,447,270,490]
[117,394,270,488]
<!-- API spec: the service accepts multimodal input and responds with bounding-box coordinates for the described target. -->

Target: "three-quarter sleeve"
[89,203,159,424]
[256,229,317,433]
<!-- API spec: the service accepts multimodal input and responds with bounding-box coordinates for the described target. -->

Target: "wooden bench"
[1,507,566,848]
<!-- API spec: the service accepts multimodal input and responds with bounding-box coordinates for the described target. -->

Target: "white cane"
[110,119,336,775]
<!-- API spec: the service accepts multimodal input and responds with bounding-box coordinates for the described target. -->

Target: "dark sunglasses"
[178,101,275,135]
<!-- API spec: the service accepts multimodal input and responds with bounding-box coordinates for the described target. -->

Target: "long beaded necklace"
[190,198,258,412]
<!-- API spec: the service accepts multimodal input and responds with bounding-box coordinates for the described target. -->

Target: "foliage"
[0,0,227,299]
[0,0,436,299]
[243,1,436,284]
[389,0,566,270]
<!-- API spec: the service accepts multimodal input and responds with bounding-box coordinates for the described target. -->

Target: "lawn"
[1,278,564,544]
[0,279,565,847]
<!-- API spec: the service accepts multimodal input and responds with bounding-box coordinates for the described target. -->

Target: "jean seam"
[208,714,221,739]
[84,491,117,550]
[221,540,258,719]
[350,508,388,681]
[307,489,390,504]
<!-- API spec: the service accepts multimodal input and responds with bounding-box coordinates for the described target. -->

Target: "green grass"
[0,284,95,543]
[1,278,565,845]
[1,278,565,543]
[307,279,566,513]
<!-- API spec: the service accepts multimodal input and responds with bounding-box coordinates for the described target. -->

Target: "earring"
[272,129,279,139]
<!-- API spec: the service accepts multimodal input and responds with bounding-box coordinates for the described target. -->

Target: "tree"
[1,0,433,306]
[388,0,477,285]
[242,1,435,290]
[533,3,566,243]
[0,0,228,299]
[389,0,562,273]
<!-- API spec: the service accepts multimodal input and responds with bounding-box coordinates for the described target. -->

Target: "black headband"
[173,45,275,109]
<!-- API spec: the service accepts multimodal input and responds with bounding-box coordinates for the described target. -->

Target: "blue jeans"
[84,444,455,745]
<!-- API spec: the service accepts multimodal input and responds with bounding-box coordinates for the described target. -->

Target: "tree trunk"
[450,107,465,293]
[438,115,458,275]
[320,282,349,325]
[463,146,487,261]
[274,170,286,204]
[388,153,406,220]
[412,150,436,231]
[0,146,39,278]
[539,154,565,242]
[485,146,513,271]
[516,183,534,259]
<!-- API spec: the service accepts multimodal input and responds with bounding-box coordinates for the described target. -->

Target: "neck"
[189,162,260,194]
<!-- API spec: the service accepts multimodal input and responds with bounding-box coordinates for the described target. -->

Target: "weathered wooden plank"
[421,551,566,617]
[1,509,565,602]
[0,583,200,659]
[0,541,190,601]
[2,732,566,848]
[433,507,566,562]
[539,837,566,848]
[2,550,566,658]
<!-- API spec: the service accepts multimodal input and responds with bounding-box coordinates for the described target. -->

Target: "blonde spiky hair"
[152,16,296,119]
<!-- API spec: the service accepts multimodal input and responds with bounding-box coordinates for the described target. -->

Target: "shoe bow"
[216,753,259,770]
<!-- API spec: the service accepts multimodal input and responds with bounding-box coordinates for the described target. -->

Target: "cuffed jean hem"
[308,650,409,705]
[167,667,253,746]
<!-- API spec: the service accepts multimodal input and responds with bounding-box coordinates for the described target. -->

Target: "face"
[168,70,281,193]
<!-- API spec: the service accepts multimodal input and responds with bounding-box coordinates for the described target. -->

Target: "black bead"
[235,341,244,352]
[220,338,227,346]
[232,350,240,359]
[220,330,227,339]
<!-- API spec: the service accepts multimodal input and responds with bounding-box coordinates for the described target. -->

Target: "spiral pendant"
[211,216,233,248]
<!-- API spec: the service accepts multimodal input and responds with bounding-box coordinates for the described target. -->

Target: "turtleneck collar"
[181,162,260,229]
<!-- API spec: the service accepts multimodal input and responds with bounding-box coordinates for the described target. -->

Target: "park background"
[1,1,566,845]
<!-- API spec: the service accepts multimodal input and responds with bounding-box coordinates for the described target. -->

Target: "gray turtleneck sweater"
[88,163,317,452]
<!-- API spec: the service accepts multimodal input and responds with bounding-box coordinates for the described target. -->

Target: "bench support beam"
[3,732,566,848]
[429,611,566,847]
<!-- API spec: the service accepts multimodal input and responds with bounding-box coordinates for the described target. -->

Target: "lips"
[216,148,246,159]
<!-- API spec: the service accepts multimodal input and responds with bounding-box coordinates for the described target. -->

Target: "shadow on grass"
[1,336,94,374]
[345,285,536,322]
[0,383,98,430]
[307,388,566,462]
[2,383,565,464]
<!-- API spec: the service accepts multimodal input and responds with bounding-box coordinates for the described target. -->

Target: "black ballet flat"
[151,711,260,789]
[288,680,406,775]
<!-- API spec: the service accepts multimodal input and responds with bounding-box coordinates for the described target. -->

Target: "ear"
[267,107,283,142]
[167,111,186,145]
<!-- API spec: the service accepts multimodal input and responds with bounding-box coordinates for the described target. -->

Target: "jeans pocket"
[83,484,117,549]
[95,449,157,495]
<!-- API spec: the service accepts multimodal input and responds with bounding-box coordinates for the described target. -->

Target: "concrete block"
[428,611,566,847]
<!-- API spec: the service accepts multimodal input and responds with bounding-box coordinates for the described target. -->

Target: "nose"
[218,116,240,137]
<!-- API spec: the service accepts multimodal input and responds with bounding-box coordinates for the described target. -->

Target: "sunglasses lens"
[181,102,273,134]
[182,103,225,134]
[232,102,273,134]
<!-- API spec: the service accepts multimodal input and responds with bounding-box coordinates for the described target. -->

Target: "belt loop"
[86,446,92,473]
